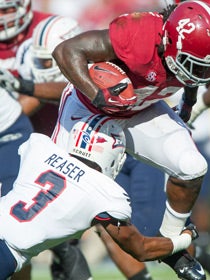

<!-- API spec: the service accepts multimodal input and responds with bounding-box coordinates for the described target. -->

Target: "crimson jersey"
[76,12,183,118]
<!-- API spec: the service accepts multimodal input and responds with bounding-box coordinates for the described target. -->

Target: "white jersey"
[0,133,131,270]
[0,88,21,133]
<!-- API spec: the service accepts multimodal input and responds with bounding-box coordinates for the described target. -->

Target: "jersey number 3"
[10,170,66,222]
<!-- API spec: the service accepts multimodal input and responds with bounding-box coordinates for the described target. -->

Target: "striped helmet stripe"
[34,15,60,47]
[75,115,112,151]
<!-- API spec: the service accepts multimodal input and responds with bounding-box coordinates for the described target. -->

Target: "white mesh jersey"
[0,133,131,269]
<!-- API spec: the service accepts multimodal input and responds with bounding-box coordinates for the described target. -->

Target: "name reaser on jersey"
[45,153,85,182]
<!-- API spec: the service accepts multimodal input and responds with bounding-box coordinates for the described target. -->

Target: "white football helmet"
[0,0,33,41]
[29,15,82,82]
[67,115,126,179]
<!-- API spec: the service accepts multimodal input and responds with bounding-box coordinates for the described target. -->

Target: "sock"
[128,267,152,280]
[159,201,191,237]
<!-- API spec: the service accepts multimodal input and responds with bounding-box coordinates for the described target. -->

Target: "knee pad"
[179,149,207,180]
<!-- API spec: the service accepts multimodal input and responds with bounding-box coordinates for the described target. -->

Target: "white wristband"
[170,233,192,254]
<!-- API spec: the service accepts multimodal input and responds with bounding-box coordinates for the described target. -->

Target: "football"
[88,62,135,99]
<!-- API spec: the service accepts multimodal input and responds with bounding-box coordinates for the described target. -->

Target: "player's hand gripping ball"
[89,62,137,114]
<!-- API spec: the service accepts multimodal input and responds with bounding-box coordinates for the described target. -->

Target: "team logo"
[145,70,157,82]
[94,65,118,76]
[96,136,107,143]
[112,133,125,149]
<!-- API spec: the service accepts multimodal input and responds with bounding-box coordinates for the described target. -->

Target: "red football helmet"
[163,1,210,86]
[0,0,33,41]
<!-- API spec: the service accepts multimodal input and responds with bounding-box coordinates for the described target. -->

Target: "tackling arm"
[52,30,117,101]
[102,222,195,262]
[188,85,210,126]
[174,86,198,122]
[92,213,195,262]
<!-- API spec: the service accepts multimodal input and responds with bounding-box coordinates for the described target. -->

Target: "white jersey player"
[15,15,82,83]
[0,115,196,279]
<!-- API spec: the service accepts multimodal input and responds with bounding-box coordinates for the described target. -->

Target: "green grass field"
[31,259,210,280]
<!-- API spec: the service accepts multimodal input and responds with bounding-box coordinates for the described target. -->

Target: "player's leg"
[10,264,31,280]
[121,100,207,280]
[50,240,92,280]
[191,138,210,275]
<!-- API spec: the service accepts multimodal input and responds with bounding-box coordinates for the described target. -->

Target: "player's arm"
[92,213,196,262]
[174,86,198,122]
[203,85,210,106]
[188,85,210,126]
[33,82,67,100]
[18,81,67,100]
[18,82,67,116]
[0,68,67,101]
[52,30,117,101]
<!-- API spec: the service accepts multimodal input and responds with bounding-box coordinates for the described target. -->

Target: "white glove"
[0,68,34,95]
[0,68,18,92]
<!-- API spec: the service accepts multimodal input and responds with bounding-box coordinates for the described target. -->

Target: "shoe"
[195,245,210,274]
[162,249,206,280]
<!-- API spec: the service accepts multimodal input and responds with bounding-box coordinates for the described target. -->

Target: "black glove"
[92,83,137,114]
[13,77,34,96]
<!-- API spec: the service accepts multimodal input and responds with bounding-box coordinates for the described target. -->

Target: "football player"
[49,2,209,280]
[2,2,209,279]
[0,3,89,280]
[0,1,51,278]
[0,114,197,280]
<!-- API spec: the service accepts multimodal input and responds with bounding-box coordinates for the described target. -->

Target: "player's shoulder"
[110,11,162,28]
[18,133,51,155]
[27,11,54,37]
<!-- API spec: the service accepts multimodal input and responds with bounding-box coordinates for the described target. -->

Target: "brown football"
[89,62,135,99]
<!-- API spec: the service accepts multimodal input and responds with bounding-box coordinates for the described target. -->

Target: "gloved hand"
[0,68,34,96]
[92,82,137,114]
[0,68,16,92]
[181,223,199,241]
[187,92,208,128]
[173,98,193,123]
